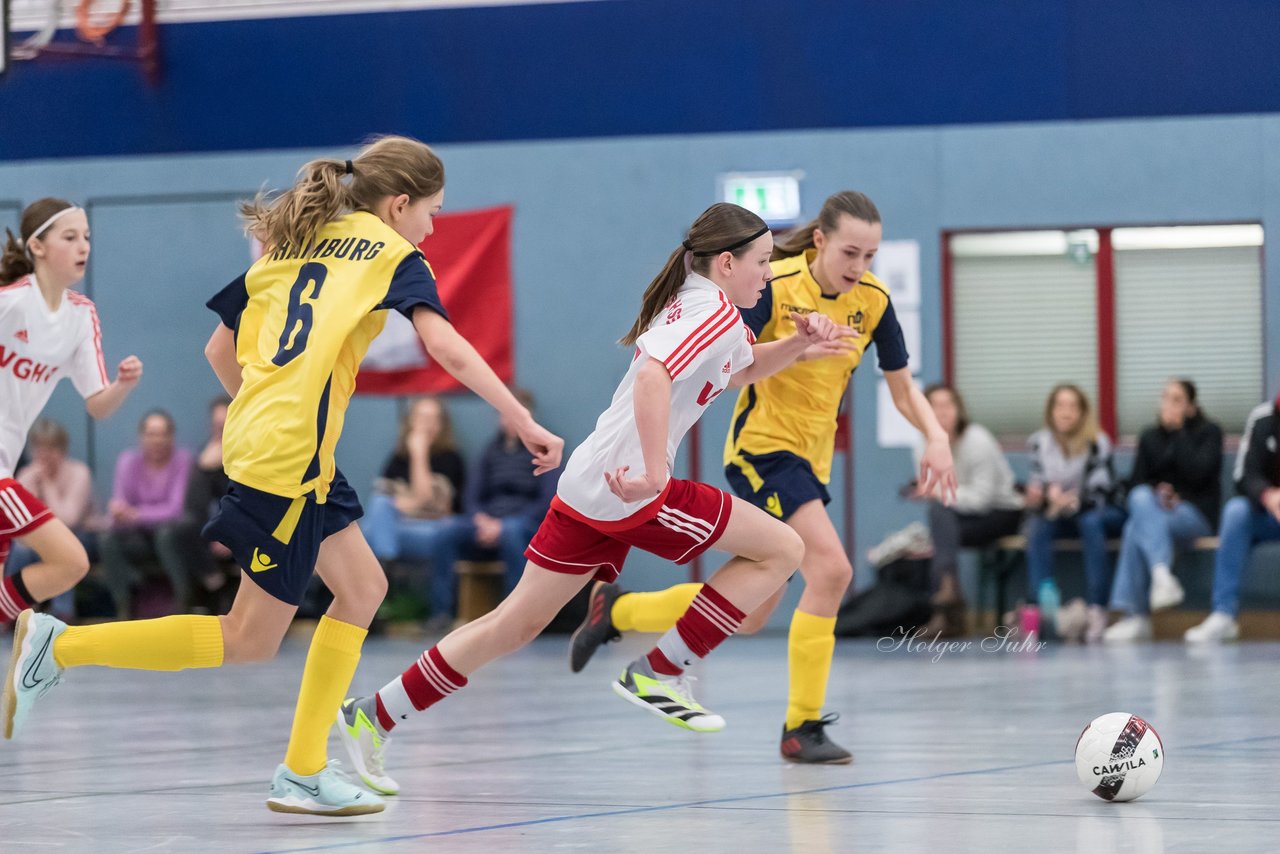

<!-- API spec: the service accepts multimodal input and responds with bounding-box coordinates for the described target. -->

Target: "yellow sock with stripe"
[611,583,702,633]
[785,610,836,730]
[283,616,367,776]
[52,615,224,671]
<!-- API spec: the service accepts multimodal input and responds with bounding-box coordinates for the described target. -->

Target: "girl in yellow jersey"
[569,191,957,763]
[2,136,563,815]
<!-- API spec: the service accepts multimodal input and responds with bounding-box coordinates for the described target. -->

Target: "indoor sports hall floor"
[0,631,1275,853]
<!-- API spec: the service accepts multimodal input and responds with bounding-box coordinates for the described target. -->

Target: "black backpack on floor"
[834,557,933,637]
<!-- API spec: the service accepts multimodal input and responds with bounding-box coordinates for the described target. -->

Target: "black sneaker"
[568,581,624,672]
[780,713,853,764]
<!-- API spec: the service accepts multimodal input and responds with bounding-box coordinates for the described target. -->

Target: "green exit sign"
[718,172,803,225]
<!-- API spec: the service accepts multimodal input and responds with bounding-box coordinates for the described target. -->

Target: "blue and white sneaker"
[267,761,386,816]
[3,610,67,740]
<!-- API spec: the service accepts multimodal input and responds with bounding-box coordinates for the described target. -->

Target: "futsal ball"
[1074,712,1164,802]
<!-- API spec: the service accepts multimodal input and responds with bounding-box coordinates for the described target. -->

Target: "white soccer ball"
[1075,712,1164,801]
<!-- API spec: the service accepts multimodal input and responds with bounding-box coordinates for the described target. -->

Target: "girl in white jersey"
[0,198,142,634]
[334,202,854,796]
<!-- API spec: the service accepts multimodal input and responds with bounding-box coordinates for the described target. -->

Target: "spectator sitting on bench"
[1185,393,1280,643]
[913,384,1023,638]
[442,386,560,598]
[1021,384,1125,642]
[99,409,195,618]
[6,419,96,622]
[1105,379,1223,642]
[363,396,465,630]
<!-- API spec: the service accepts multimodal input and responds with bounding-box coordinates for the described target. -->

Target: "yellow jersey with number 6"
[206,211,447,501]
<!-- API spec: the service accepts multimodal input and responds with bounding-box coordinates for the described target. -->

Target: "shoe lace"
[808,712,841,742]
[368,733,390,774]
[323,759,355,783]
[665,673,701,708]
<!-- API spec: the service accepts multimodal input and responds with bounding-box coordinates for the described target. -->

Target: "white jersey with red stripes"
[557,273,754,523]
[0,276,109,478]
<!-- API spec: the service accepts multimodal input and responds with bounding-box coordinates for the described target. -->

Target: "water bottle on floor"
[1038,580,1060,640]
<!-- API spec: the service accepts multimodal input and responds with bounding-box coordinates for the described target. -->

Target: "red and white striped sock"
[0,573,34,623]
[374,646,468,732]
[646,584,746,676]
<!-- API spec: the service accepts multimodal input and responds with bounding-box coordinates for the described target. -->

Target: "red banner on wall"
[356,205,514,395]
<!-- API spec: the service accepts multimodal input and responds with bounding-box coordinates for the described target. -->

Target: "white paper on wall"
[871,239,921,309]
[877,377,919,448]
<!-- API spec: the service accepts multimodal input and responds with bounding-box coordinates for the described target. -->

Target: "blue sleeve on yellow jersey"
[872,298,909,371]
[206,273,249,330]
[739,282,773,337]
[377,253,449,321]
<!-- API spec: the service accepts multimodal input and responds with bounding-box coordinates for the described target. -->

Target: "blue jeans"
[4,529,98,619]
[435,514,542,596]
[362,492,464,617]
[1210,496,1280,616]
[1109,485,1213,615]
[1025,505,1126,606]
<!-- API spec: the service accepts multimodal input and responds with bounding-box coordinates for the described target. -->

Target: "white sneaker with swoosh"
[267,761,385,816]
[3,610,67,740]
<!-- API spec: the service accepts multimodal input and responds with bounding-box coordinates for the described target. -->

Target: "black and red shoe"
[781,713,853,764]
[569,581,624,673]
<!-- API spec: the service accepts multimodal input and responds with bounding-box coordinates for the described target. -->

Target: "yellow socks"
[53,615,224,671]
[283,616,367,776]
[785,610,836,730]
[611,583,702,633]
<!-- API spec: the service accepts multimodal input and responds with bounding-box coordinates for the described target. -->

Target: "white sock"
[654,628,699,673]
[377,675,415,726]
[1152,563,1173,581]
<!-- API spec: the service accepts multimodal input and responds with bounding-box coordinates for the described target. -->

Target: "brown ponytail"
[240,135,446,254]
[1,197,76,285]
[771,190,881,260]
[620,202,767,346]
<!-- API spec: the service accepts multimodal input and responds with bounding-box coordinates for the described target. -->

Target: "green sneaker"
[266,761,385,816]
[611,659,725,732]
[3,610,67,740]
[336,698,399,795]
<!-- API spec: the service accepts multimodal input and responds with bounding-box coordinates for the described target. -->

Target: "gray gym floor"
[0,629,1275,853]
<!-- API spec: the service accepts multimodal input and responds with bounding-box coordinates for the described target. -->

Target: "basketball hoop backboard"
[3,0,160,82]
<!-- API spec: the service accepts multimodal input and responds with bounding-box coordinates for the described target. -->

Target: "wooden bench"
[454,560,505,624]
[978,535,1220,624]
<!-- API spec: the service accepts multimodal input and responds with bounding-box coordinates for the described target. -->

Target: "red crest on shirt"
[14,329,28,343]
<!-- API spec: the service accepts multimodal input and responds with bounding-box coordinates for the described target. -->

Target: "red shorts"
[0,478,53,566]
[525,478,733,582]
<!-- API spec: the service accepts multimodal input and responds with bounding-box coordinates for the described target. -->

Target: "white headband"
[25,205,84,252]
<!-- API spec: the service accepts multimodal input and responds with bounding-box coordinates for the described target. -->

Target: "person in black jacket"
[1185,394,1280,642]
[1105,380,1223,641]
[183,395,235,612]
[441,388,559,596]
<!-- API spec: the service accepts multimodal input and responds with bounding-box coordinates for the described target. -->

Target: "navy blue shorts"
[201,470,363,606]
[724,451,830,522]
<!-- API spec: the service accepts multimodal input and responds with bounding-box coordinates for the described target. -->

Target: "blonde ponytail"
[240,135,446,255]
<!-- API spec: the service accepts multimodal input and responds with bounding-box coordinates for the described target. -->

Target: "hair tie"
[344,160,354,175]
[681,239,694,251]
[686,225,770,257]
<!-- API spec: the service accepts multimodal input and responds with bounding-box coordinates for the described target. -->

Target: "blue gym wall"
[3,113,1278,624]
[3,1,1279,624]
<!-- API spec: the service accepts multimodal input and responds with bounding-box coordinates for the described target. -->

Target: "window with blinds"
[947,224,1265,441]
[951,232,1099,436]
[1114,226,1264,435]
